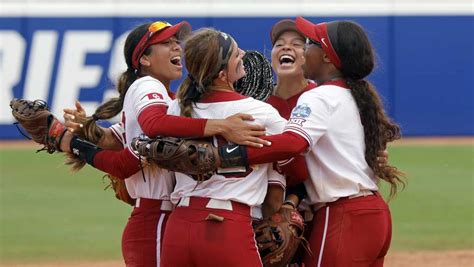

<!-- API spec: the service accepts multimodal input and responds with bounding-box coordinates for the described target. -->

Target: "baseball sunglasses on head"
[134,21,172,61]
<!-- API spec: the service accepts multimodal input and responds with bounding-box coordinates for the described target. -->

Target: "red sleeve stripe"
[284,126,313,147]
[278,156,295,167]
[110,125,124,144]
[126,146,140,160]
[268,180,286,190]
[136,102,167,119]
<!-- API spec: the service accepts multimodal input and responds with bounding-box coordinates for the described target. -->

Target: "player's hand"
[63,101,87,133]
[377,149,389,167]
[221,113,271,148]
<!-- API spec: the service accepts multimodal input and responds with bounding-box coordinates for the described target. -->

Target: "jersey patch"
[288,118,306,126]
[291,104,311,118]
[143,92,164,100]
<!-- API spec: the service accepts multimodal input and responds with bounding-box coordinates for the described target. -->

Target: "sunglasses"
[134,21,172,63]
[306,38,322,48]
[148,21,172,36]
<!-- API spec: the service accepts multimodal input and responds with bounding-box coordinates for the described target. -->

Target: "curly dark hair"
[333,21,405,198]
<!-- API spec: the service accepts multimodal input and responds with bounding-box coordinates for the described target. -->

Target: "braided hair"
[234,50,274,101]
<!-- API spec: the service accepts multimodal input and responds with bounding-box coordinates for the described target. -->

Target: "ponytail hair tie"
[92,114,100,121]
[188,74,205,93]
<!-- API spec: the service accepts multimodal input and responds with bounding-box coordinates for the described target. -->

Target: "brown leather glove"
[104,175,135,206]
[254,206,305,267]
[131,136,219,179]
[10,98,67,153]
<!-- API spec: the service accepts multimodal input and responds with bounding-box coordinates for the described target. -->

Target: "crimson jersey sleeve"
[127,78,206,138]
[93,149,141,179]
[138,105,206,138]
[246,132,308,165]
[277,155,310,187]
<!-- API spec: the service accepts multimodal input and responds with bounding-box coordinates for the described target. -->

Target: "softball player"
[264,19,317,212]
[57,21,268,267]
[222,17,404,266]
[160,28,287,267]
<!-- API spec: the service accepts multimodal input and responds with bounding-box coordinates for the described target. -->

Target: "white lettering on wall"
[52,30,112,116]
[0,31,25,123]
[24,31,58,101]
[108,31,128,86]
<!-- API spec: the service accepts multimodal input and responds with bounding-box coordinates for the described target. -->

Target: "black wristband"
[286,182,308,201]
[218,144,248,168]
[70,135,102,166]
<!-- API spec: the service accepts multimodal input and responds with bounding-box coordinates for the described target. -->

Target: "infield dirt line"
[1,250,473,267]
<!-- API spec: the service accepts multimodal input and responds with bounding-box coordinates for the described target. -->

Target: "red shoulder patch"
[146,93,163,100]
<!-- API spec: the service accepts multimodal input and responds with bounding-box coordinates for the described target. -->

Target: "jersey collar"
[200,90,248,103]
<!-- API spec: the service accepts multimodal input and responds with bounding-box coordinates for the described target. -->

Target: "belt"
[312,190,376,212]
[348,190,375,199]
[177,196,251,216]
[135,198,174,211]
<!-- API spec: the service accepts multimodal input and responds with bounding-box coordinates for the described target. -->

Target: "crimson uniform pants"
[122,198,171,267]
[303,192,392,267]
[161,197,262,267]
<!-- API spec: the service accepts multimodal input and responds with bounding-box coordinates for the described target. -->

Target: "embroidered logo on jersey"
[291,104,311,118]
[143,93,163,100]
[288,118,306,126]
[289,104,311,126]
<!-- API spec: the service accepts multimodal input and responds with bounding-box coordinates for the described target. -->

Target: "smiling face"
[222,41,246,84]
[140,36,183,83]
[271,31,306,78]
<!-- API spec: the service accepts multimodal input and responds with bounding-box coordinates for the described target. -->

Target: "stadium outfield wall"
[1,1,473,138]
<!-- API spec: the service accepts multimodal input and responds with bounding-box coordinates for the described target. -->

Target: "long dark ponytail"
[334,21,405,198]
[81,23,151,143]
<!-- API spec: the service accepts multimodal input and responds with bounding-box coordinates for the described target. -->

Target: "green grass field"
[0,144,473,263]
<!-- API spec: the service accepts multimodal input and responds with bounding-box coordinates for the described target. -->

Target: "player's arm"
[138,105,268,148]
[262,165,286,219]
[63,101,123,150]
[245,132,309,164]
[262,185,285,219]
[59,131,140,179]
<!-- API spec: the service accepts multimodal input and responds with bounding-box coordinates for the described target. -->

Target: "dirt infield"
[2,250,473,267]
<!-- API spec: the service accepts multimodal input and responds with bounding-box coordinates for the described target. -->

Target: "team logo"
[291,104,311,118]
[288,118,306,126]
[145,93,163,100]
[321,37,328,47]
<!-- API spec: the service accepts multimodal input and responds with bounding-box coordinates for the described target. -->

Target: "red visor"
[295,16,342,69]
[131,21,191,70]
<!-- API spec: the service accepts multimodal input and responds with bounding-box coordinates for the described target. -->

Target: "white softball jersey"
[284,84,379,204]
[121,76,175,200]
[167,92,287,207]
[109,122,125,145]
